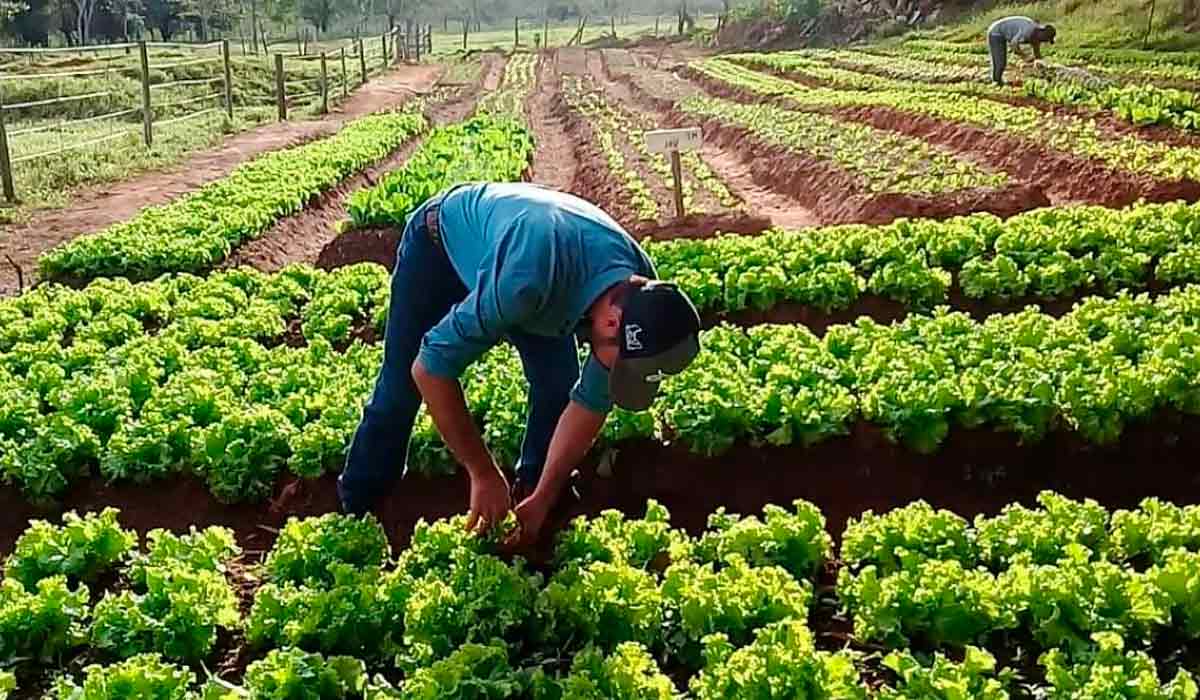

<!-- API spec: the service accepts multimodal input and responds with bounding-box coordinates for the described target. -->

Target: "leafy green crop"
[1041,631,1198,699]
[690,620,867,699]
[374,642,523,699]
[127,526,240,589]
[679,93,1008,195]
[552,500,691,572]
[238,648,366,700]
[0,576,90,663]
[694,56,1200,183]
[48,653,195,700]
[841,500,977,574]
[345,116,534,230]
[264,513,390,588]
[662,555,811,664]
[531,643,674,700]
[695,499,831,580]
[90,562,239,663]
[837,559,1016,647]
[880,646,1013,700]
[4,508,136,591]
[39,112,427,282]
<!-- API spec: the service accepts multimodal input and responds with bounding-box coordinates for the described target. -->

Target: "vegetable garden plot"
[693,57,1200,206]
[557,75,749,225]
[4,255,1200,507]
[671,93,1045,225]
[35,111,428,285]
[648,199,1200,328]
[788,48,1200,139]
[3,496,1200,698]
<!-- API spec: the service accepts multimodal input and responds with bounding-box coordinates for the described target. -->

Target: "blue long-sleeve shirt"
[416,183,656,413]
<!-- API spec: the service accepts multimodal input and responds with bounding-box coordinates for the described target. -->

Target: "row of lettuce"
[3,495,1200,698]
[345,52,538,230]
[693,54,1200,186]
[36,53,541,286]
[2,254,1199,502]
[792,45,1200,134]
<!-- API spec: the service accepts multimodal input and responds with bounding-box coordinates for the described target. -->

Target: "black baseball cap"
[609,281,702,411]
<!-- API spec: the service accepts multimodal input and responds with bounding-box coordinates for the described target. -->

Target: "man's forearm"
[533,401,606,502]
[412,360,496,479]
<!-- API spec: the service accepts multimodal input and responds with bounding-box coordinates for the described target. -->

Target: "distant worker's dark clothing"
[987,16,1039,85]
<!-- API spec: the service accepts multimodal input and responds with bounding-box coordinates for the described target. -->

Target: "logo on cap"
[644,370,667,383]
[625,324,644,351]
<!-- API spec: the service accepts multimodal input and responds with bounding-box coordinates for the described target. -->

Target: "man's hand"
[508,491,553,551]
[467,467,511,534]
[412,360,513,534]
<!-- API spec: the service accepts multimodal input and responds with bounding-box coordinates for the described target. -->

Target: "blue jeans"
[337,200,581,515]
[988,33,1008,85]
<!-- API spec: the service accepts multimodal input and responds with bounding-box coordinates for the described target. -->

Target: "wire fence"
[0,26,431,203]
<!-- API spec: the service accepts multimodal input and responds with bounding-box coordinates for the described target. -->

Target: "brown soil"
[222,55,505,273]
[527,50,580,191]
[707,280,1174,334]
[316,225,401,270]
[685,65,1200,208]
[2,411,1198,558]
[697,144,820,229]
[0,64,445,297]
[821,58,1200,152]
[676,110,1049,225]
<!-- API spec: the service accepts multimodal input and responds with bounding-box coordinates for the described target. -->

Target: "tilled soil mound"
[682,112,1050,224]
[684,65,1200,207]
[316,225,401,270]
[3,411,1199,556]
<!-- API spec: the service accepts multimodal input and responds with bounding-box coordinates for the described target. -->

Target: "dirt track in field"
[224,54,507,273]
[0,62,445,297]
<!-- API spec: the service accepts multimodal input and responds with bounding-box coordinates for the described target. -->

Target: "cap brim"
[610,335,700,411]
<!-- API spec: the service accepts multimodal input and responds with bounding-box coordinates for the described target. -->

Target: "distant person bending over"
[987,16,1056,85]
[337,182,702,547]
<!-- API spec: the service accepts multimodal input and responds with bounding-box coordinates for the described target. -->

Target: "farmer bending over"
[987,16,1056,85]
[338,182,702,546]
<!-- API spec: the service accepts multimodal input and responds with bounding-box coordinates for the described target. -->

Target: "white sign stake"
[645,127,702,219]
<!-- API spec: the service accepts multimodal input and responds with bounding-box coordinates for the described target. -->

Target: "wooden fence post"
[221,39,234,120]
[138,41,153,147]
[274,53,287,120]
[320,52,328,113]
[381,32,388,67]
[414,28,421,61]
[358,39,367,84]
[340,47,348,98]
[514,16,519,48]
[670,150,685,218]
[0,94,15,204]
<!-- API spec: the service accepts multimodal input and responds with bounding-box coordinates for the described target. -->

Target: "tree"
[298,0,336,33]
[2,0,51,44]
[143,0,182,39]
[183,0,229,40]
[69,0,98,44]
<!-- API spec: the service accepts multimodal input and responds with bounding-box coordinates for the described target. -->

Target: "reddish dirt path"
[0,63,444,296]
[527,50,578,191]
[224,55,506,273]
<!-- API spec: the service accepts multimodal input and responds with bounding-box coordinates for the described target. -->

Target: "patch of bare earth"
[0,63,445,296]
[527,50,579,191]
[224,54,507,273]
[685,65,1200,209]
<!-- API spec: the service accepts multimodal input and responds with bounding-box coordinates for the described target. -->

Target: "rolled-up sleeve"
[571,352,612,414]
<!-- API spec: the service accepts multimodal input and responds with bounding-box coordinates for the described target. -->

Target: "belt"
[424,202,443,250]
